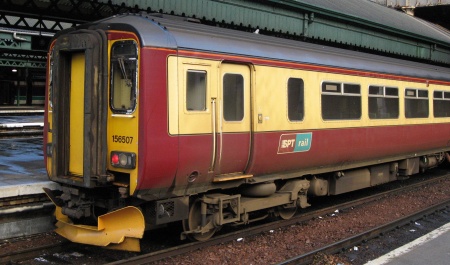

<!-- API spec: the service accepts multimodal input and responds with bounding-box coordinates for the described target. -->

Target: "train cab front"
[44,28,144,251]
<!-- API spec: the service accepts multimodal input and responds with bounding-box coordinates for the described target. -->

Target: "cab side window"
[110,41,138,114]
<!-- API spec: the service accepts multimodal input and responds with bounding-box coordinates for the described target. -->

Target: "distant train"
[43,13,450,251]
[0,81,45,105]
[14,96,45,105]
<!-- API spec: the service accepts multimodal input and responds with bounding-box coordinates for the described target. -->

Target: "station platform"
[0,112,59,240]
[366,222,450,265]
[0,105,44,115]
[0,110,52,199]
[0,136,58,199]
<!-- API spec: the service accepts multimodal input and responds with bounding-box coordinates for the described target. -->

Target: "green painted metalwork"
[113,0,450,65]
[0,33,32,50]
[2,0,450,67]
[0,32,43,68]
[0,58,45,69]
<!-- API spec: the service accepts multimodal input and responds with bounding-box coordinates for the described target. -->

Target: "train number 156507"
[112,135,134,144]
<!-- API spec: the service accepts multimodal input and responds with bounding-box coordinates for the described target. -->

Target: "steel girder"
[0,0,136,69]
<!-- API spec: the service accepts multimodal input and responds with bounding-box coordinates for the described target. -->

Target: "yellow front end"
[54,205,145,251]
[45,32,143,251]
[106,38,140,195]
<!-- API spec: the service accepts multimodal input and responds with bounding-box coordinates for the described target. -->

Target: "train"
[0,81,45,105]
[43,12,450,251]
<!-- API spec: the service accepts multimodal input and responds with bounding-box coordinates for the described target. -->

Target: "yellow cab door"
[48,30,107,187]
[69,52,85,176]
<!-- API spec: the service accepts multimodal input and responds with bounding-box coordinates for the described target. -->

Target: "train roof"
[84,12,450,83]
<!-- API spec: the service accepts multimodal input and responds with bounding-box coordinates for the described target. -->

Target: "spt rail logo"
[278,132,312,154]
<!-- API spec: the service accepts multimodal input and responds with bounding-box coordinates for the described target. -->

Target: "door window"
[223,74,244,121]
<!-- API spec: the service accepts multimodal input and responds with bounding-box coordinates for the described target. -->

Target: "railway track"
[0,193,50,210]
[104,173,450,265]
[0,239,70,264]
[278,199,450,265]
[1,172,447,264]
[0,123,43,138]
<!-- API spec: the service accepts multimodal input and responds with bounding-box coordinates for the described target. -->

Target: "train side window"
[433,91,450,117]
[287,78,304,121]
[368,86,399,119]
[321,82,361,120]
[223,73,244,121]
[405,88,428,118]
[110,41,138,114]
[186,70,207,111]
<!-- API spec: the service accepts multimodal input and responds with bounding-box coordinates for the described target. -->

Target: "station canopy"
[1,0,450,68]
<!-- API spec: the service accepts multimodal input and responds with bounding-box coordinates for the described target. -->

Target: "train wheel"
[276,205,297,220]
[182,199,217,241]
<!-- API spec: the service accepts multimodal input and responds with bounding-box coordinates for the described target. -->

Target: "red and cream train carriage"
[44,13,450,251]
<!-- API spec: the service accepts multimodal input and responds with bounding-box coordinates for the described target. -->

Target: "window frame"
[368,85,399,119]
[321,81,362,121]
[186,70,207,112]
[433,90,450,118]
[404,88,429,118]
[222,73,245,122]
[287,77,305,122]
[109,40,138,114]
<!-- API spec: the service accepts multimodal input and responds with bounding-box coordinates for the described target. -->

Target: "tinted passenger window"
[287,78,304,121]
[368,86,399,119]
[433,91,450,117]
[405,89,428,118]
[223,74,244,121]
[186,70,206,111]
[321,82,361,120]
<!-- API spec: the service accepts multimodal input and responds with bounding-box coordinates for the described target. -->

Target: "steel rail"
[0,241,70,264]
[277,199,450,265]
[0,124,43,137]
[0,130,43,137]
[105,173,450,265]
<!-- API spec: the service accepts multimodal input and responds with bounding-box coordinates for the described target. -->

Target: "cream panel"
[170,57,450,135]
[168,56,179,135]
[253,65,450,132]
[174,57,220,135]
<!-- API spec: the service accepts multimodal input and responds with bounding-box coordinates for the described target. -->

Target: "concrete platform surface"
[0,135,60,240]
[0,137,57,198]
[366,222,450,265]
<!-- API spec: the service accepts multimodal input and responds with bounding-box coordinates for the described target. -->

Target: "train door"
[214,63,252,180]
[48,30,107,188]
[68,52,85,176]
